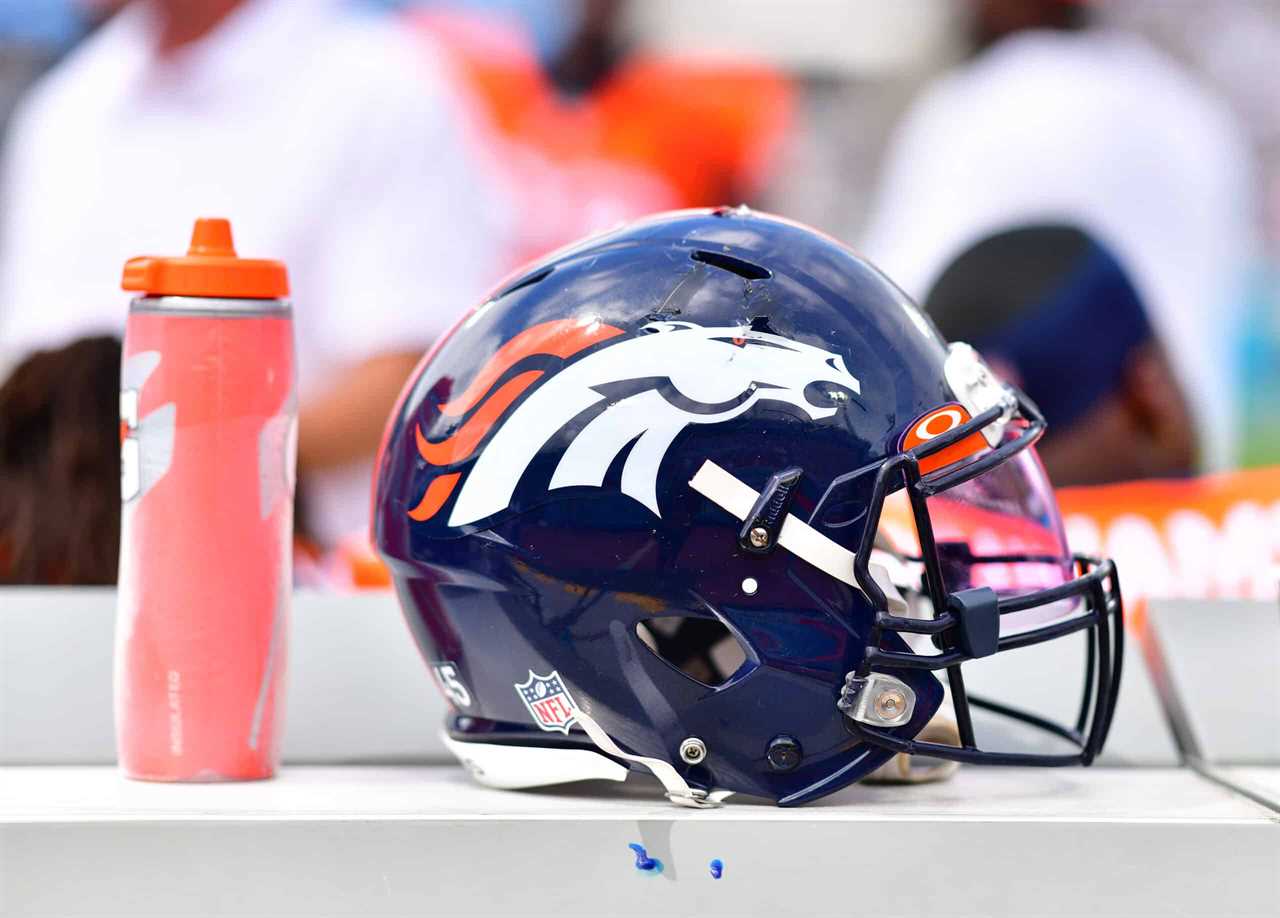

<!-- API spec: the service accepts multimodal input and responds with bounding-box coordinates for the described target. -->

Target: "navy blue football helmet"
[373,208,1123,806]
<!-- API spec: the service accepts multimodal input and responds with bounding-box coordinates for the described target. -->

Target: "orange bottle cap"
[121,218,289,299]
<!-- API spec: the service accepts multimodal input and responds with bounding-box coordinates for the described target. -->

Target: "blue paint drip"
[628,843,663,873]
[709,858,724,879]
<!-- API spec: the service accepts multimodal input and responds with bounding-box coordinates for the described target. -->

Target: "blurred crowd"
[1,0,1278,584]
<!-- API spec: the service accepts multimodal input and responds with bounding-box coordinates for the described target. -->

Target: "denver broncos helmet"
[372,208,1123,807]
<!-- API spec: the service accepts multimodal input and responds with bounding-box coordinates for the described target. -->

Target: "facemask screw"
[748,526,770,549]
[874,688,908,721]
[679,737,707,765]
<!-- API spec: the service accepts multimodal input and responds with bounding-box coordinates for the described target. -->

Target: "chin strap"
[572,707,732,808]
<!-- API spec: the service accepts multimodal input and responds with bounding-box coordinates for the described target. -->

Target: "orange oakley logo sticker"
[900,403,987,474]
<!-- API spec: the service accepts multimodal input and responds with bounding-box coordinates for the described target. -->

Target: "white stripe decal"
[688,460,908,614]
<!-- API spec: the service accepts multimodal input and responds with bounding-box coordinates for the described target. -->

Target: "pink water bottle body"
[116,295,296,781]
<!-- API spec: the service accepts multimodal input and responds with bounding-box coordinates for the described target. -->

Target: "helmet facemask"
[813,383,1124,769]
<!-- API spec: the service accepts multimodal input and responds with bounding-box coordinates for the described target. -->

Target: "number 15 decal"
[431,662,472,708]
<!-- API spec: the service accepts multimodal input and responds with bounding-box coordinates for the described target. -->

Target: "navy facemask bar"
[845,395,1125,766]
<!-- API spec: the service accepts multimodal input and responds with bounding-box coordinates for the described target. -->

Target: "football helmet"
[373,208,1123,806]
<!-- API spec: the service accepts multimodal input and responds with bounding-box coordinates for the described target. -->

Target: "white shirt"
[861,30,1259,470]
[0,0,508,544]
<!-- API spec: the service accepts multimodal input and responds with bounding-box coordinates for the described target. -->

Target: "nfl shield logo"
[514,670,579,734]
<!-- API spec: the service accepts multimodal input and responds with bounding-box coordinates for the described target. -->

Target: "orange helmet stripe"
[417,369,544,466]
[439,318,623,417]
[407,471,462,521]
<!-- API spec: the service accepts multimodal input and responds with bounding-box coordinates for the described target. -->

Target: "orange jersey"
[413,10,795,262]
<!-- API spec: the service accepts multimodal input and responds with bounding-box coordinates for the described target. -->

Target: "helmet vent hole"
[690,249,771,281]
[496,266,553,299]
[635,615,750,688]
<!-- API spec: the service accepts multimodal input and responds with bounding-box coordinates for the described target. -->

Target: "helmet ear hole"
[635,616,750,688]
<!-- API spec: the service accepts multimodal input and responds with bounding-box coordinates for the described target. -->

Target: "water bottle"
[115,218,295,781]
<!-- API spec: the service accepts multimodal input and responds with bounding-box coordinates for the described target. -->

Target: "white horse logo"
[446,320,860,526]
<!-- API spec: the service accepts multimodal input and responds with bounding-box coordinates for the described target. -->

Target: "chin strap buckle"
[572,706,732,809]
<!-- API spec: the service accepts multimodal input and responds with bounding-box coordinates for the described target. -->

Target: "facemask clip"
[738,466,803,555]
[948,586,1000,658]
[839,672,917,728]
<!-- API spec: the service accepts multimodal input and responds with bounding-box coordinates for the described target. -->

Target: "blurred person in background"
[409,0,794,264]
[0,0,98,133]
[0,0,508,557]
[0,336,121,584]
[925,224,1195,487]
[861,0,1259,475]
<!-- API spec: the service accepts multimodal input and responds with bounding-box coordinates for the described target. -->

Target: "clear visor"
[876,445,1078,630]
[929,446,1079,622]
